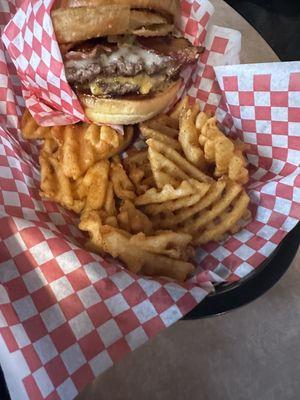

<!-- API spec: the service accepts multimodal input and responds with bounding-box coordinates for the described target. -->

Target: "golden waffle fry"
[200,117,249,184]
[141,115,179,137]
[179,106,207,169]
[21,110,133,181]
[104,182,116,217]
[75,160,110,212]
[117,200,153,235]
[39,152,84,213]
[147,139,213,183]
[140,125,181,150]
[193,190,250,245]
[143,182,210,216]
[195,111,210,131]
[79,210,104,248]
[124,150,154,194]
[169,96,189,121]
[100,226,195,281]
[110,162,136,200]
[21,109,52,140]
[148,146,184,188]
[153,178,227,230]
[129,231,193,260]
[135,179,201,206]
[182,180,243,234]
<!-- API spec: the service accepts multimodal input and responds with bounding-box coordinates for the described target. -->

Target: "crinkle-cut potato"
[147,139,213,183]
[142,114,179,137]
[140,125,181,151]
[192,190,250,245]
[101,226,195,281]
[124,150,155,195]
[200,117,249,184]
[179,105,207,170]
[21,109,133,180]
[110,162,136,200]
[117,200,153,235]
[21,98,251,282]
[143,182,210,216]
[152,178,228,230]
[135,179,203,206]
[39,152,85,213]
[129,231,194,260]
[75,160,110,211]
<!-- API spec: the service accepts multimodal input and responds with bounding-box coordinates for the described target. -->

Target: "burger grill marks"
[64,36,202,97]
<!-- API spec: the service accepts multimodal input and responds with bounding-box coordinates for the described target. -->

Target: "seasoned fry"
[110,162,136,200]
[118,200,153,235]
[169,96,189,121]
[104,182,116,217]
[182,180,243,233]
[129,231,193,260]
[143,183,210,216]
[140,125,181,150]
[22,99,251,282]
[148,146,187,188]
[39,152,84,213]
[195,111,210,131]
[153,178,227,230]
[147,139,212,183]
[200,117,249,184]
[76,160,110,211]
[193,190,250,245]
[101,226,195,280]
[21,110,132,180]
[135,180,200,206]
[21,109,52,140]
[179,107,207,169]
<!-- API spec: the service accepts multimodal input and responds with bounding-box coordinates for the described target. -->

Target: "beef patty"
[64,36,202,97]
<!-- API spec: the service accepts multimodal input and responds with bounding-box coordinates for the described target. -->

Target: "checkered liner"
[0,1,300,399]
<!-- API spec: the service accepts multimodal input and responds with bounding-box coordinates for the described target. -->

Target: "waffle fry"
[75,160,110,211]
[140,125,181,150]
[192,190,250,245]
[110,162,136,200]
[152,178,227,230]
[21,109,53,140]
[39,152,84,213]
[143,114,179,136]
[200,117,249,184]
[101,226,195,281]
[21,100,251,282]
[169,96,189,121]
[147,139,213,183]
[21,110,133,180]
[129,231,194,260]
[179,106,207,170]
[117,200,153,235]
[135,179,202,206]
[143,183,210,216]
[124,150,155,194]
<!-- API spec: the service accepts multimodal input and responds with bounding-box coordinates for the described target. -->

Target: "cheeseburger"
[52,0,202,124]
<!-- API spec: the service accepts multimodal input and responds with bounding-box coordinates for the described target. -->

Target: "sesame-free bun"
[77,80,181,125]
[52,0,180,43]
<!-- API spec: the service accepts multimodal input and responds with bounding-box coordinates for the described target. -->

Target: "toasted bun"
[52,0,180,43]
[77,80,181,125]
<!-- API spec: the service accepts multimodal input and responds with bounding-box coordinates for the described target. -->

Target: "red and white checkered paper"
[0,0,300,399]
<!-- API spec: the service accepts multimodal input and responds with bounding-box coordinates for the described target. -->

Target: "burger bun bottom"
[77,80,181,125]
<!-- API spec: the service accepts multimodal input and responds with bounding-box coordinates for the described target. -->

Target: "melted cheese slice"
[90,74,165,96]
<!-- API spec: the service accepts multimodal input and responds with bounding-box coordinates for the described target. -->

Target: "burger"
[52,0,202,124]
